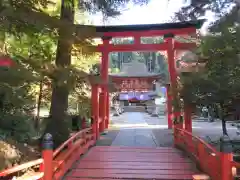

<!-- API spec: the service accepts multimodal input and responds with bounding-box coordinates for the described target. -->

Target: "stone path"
[111,112,158,147]
[99,111,237,148]
[143,113,174,147]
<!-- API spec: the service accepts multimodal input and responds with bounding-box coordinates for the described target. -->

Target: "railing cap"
[42,133,53,150]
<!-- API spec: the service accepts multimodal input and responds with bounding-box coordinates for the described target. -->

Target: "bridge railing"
[174,127,240,180]
[0,126,95,180]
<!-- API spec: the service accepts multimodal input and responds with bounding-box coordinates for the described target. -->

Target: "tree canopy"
[177,0,240,134]
[0,0,153,148]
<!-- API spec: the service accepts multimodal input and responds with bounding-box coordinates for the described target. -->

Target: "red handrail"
[0,127,95,180]
[5,123,240,180]
[174,128,239,180]
[175,128,219,153]
[232,161,240,169]
[53,127,91,158]
[0,159,43,177]
[175,128,221,180]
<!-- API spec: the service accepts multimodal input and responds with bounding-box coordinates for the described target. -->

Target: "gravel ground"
[144,113,240,150]
[97,112,240,149]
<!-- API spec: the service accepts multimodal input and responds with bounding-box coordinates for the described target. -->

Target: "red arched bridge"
[0,20,238,180]
[0,119,238,180]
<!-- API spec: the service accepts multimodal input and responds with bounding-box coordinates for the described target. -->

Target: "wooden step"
[66,146,199,180]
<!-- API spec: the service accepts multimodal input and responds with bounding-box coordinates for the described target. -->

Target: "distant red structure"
[0,56,14,67]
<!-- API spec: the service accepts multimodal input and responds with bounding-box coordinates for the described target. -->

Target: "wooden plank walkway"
[65,146,199,180]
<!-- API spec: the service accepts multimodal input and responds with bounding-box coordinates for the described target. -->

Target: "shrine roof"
[94,19,205,33]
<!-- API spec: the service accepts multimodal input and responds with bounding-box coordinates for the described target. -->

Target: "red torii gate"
[91,20,204,137]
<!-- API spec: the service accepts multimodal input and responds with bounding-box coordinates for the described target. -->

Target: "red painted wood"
[97,42,195,52]
[184,105,192,133]
[91,84,99,140]
[67,173,193,179]
[76,162,193,170]
[89,148,181,153]
[98,93,105,133]
[86,150,187,156]
[166,84,173,129]
[82,157,188,162]
[105,92,110,129]
[84,153,187,157]
[67,146,199,180]
[102,27,196,37]
[99,38,110,133]
[221,153,233,180]
[92,146,180,150]
[86,151,182,156]
[112,78,154,91]
[70,169,195,175]
[83,155,187,160]
[0,57,14,67]
[67,179,124,180]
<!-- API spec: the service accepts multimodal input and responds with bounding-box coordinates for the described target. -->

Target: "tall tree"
[47,0,76,145]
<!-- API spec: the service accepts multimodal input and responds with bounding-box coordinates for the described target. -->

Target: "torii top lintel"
[95,19,205,38]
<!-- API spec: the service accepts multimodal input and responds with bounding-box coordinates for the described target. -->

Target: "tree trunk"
[45,0,75,148]
[34,80,43,129]
[220,103,228,135]
[50,0,74,117]
[221,118,228,135]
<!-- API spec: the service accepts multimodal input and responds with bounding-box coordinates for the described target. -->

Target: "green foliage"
[42,116,71,149]
[174,0,235,21]
[0,114,35,142]
[179,24,240,134]
[0,0,153,147]
[181,26,240,103]
[80,0,150,17]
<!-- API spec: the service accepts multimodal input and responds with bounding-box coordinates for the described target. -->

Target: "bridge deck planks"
[66,146,199,180]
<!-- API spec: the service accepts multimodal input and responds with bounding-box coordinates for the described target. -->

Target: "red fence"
[0,127,95,180]
[2,122,240,180]
[174,128,240,180]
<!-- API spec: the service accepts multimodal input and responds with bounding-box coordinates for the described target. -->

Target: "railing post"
[91,116,97,141]
[173,128,180,147]
[220,135,233,180]
[184,105,192,133]
[166,84,173,129]
[81,117,86,129]
[198,142,205,168]
[42,133,53,180]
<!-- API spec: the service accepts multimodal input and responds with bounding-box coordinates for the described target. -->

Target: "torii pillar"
[164,33,183,129]
[184,105,192,133]
[166,84,173,129]
[99,36,111,132]
[91,83,100,140]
